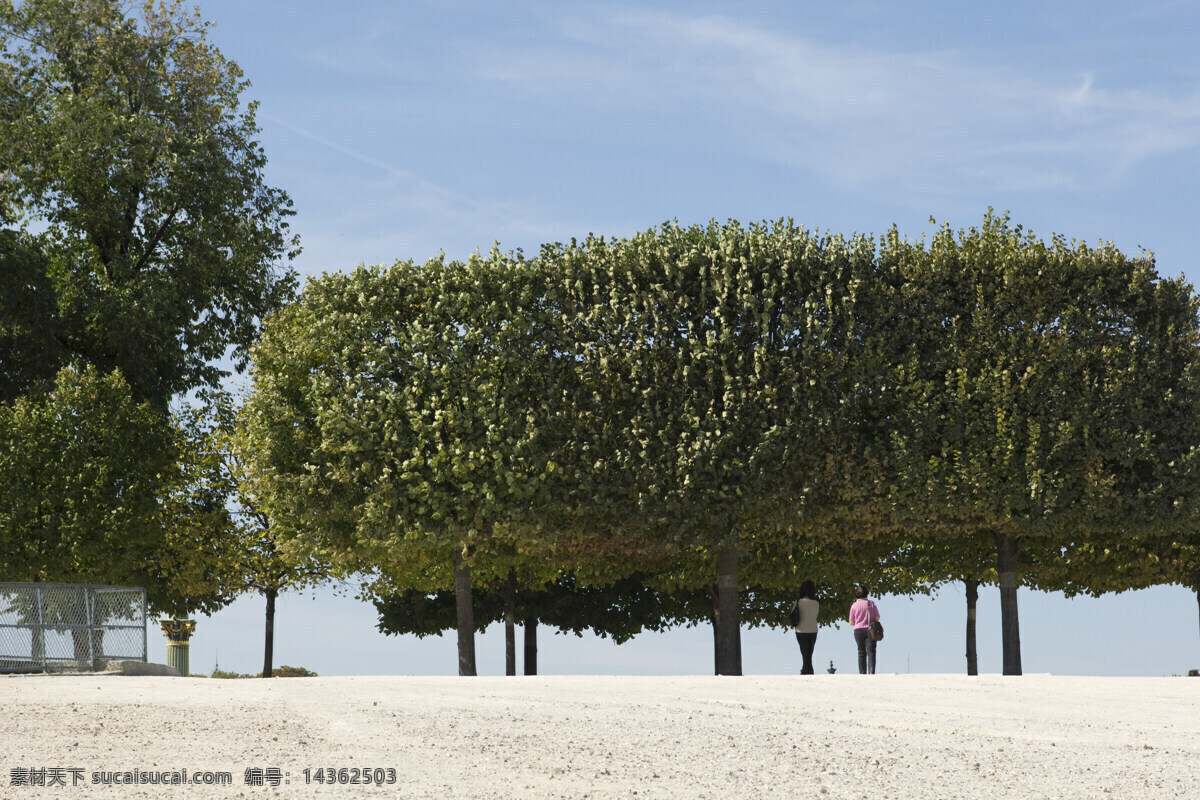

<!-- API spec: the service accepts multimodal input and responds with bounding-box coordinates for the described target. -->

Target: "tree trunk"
[452,550,476,676]
[709,596,718,675]
[964,577,979,676]
[71,587,98,669]
[504,571,516,677]
[714,543,741,676]
[69,627,105,669]
[32,626,45,666]
[1193,569,1199,645]
[993,530,1023,676]
[523,617,538,676]
[30,581,45,667]
[263,587,277,678]
[736,619,743,675]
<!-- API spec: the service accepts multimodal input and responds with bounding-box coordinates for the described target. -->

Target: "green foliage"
[0,228,59,401]
[0,365,171,582]
[0,366,233,614]
[243,251,559,587]
[208,664,316,678]
[240,212,1200,672]
[374,573,677,643]
[271,664,318,677]
[886,213,1200,531]
[208,667,247,679]
[546,220,874,544]
[149,396,241,617]
[0,0,298,409]
[217,393,330,600]
[882,212,1200,542]
[1039,533,1200,598]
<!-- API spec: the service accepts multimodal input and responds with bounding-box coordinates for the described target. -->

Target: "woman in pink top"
[849,584,880,674]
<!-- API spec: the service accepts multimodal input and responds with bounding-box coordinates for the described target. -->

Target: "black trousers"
[795,631,817,674]
[854,627,877,674]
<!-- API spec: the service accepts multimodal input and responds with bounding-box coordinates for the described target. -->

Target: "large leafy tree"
[884,213,1200,674]
[544,220,874,674]
[0,0,298,409]
[241,252,563,675]
[201,394,331,677]
[0,0,298,615]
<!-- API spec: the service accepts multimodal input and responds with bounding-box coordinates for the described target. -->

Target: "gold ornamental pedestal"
[160,619,196,676]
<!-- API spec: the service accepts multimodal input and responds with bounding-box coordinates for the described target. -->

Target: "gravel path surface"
[3,674,1197,799]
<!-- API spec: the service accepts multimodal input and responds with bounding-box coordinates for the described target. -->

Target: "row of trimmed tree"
[238,213,1200,676]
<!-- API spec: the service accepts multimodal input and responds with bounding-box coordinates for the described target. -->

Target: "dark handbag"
[788,601,800,628]
[868,619,884,642]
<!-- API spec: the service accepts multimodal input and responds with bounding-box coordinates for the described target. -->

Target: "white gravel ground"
[3,674,1197,799]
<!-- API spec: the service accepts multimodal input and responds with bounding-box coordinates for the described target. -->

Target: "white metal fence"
[0,582,147,672]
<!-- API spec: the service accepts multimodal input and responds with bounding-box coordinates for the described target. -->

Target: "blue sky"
[165,1,1200,676]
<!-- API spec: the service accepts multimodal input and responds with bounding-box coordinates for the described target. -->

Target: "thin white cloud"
[306,18,409,78]
[474,8,1200,197]
[260,112,601,269]
[263,112,555,237]
[262,112,460,201]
